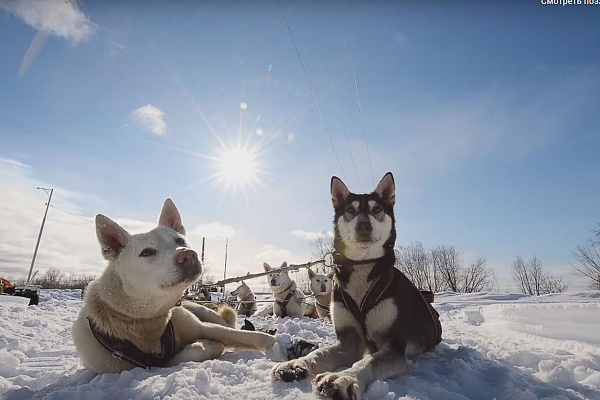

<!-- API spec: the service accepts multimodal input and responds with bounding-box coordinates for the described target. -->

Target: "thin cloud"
[128,104,168,136]
[291,229,333,241]
[1,0,97,43]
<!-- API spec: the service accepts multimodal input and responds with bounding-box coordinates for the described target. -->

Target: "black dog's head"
[330,172,396,262]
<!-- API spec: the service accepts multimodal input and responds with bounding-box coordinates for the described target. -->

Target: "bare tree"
[395,242,436,291]
[461,256,493,293]
[311,236,335,274]
[431,245,461,292]
[512,256,567,295]
[571,242,600,290]
[36,267,65,289]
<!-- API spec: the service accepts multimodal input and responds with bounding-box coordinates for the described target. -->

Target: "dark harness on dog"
[87,317,176,369]
[333,254,442,352]
[333,268,394,352]
[275,284,296,318]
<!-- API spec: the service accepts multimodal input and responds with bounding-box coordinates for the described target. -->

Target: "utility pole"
[27,187,53,286]
[223,238,228,293]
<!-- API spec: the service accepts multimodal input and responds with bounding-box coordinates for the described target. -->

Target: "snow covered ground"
[0,289,599,400]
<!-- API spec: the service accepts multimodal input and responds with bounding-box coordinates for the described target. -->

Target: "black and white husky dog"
[273,172,442,400]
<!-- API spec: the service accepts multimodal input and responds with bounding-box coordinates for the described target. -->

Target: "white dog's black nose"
[177,249,199,269]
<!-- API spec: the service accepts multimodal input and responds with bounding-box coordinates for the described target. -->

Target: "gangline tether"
[199,255,333,289]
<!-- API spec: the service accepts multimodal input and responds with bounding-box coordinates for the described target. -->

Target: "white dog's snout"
[177,249,199,267]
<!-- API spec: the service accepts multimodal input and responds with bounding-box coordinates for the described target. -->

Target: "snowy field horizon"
[1,289,599,400]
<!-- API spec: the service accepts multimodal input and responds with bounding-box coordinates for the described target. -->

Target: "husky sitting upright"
[230,281,257,317]
[72,199,276,374]
[273,172,442,400]
[260,262,315,319]
[308,268,334,319]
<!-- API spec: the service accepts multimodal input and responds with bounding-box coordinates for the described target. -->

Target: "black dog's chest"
[333,268,394,351]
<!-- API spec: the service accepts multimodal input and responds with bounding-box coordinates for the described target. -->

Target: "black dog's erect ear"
[374,172,395,206]
[331,176,351,208]
[96,214,131,260]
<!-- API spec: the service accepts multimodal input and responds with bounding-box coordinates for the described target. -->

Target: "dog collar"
[87,317,176,369]
[332,251,389,266]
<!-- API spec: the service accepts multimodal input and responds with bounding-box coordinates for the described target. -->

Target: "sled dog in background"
[72,199,276,374]
[307,268,334,319]
[273,173,442,400]
[230,281,257,317]
[257,262,317,319]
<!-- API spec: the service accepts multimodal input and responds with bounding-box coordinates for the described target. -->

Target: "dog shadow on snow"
[384,343,596,400]
[4,344,595,400]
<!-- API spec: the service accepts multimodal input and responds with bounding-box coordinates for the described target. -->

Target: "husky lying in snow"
[308,268,334,319]
[230,281,257,317]
[255,262,317,319]
[273,173,442,399]
[71,199,276,373]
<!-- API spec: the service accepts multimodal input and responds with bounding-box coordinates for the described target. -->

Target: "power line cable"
[277,0,347,182]
[318,39,361,188]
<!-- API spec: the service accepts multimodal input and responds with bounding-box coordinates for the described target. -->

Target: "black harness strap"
[275,290,295,318]
[88,317,176,369]
[336,272,393,352]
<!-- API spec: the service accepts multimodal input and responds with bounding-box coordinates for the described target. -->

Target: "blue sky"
[0,0,599,291]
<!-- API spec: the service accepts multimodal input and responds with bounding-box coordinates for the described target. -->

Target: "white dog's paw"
[272,359,312,382]
[314,372,362,400]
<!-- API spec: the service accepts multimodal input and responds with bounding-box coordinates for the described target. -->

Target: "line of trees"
[395,242,497,293]
[512,255,566,295]
[5,267,96,290]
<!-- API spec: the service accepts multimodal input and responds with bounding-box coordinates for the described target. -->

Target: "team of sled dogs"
[72,172,442,400]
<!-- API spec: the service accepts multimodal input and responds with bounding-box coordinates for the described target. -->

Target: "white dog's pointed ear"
[331,176,350,208]
[308,268,315,279]
[96,214,130,260]
[158,198,186,235]
[280,261,288,269]
[263,262,271,272]
[327,271,335,279]
[374,172,395,206]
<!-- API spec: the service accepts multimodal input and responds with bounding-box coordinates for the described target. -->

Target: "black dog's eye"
[139,248,157,257]
[175,238,187,246]
[372,205,383,214]
[345,205,355,214]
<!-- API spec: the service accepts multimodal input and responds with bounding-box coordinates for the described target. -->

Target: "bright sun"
[215,144,260,189]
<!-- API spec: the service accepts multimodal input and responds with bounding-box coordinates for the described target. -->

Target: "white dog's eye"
[139,248,157,257]
[175,238,186,247]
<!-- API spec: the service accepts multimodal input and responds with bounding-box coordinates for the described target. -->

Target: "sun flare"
[215,144,260,189]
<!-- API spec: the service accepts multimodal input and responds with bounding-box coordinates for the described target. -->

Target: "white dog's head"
[263,262,292,294]
[308,268,334,296]
[95,199,201,299]
[230,280,252,299]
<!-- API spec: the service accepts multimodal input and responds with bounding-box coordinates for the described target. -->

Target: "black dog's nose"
[356,219,372,235]
[177,249,199,269]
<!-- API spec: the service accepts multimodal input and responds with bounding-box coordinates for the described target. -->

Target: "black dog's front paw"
[272,360,310,382]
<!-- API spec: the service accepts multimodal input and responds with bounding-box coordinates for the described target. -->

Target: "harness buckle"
[112,351,124,359]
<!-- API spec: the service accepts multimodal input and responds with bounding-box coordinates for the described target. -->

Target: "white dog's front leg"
[314,347,407,400]
[167,340,225,367]
[182,301,229,326]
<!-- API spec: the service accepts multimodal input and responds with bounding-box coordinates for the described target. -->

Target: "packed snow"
[0,289,599,400]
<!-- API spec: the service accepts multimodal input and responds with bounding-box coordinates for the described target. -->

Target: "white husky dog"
[71,199,276,373]
[230,281,257,317]
[256,262,317,319]
[307,268,334,319]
